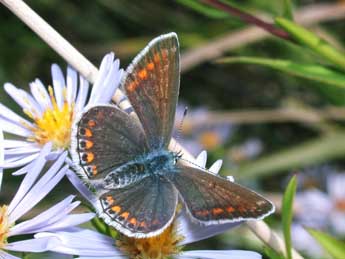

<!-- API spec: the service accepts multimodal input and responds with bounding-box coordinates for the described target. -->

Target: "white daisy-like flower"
[0,141,95,259]
[34,227,261,259]
[61,151,248,259]
[291,172,345,257]
[294,173,345,236]
[0,53,122,172]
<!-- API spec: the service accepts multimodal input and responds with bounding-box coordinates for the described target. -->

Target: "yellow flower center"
[117,221,184,259]
[0,205,10,249]
[25,87,74,149]
[198,131,221,150]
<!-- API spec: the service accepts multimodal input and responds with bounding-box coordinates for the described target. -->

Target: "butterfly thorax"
[102,149,178,189]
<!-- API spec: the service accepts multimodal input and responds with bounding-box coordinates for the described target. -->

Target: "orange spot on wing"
[120,212,130,220]
[85,140,94,149]
[106,195,114,204]
[147,62,154,70]
[91,165,98,176]
[84,128,93,137]
[86,152,94,163]
[226,206,235,213]
[138,69,148,80]
[127,81,138,92]
[88,120,96,127]
[129,217,137,225]
[212,208,224,215]
[111,206,121,213]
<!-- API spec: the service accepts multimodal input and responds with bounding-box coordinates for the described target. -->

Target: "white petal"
[0,102,34,128]
[177,210,239,245]
[88,53,113,105]
[10,161,68,223]
[2,153,39,169]
[34,213,95,233]
[66,66,78,105]
[327,173,345,200]
[75,75,89,112]
[295,189,332,227]
[66,169,96,204]
[4,83,42,117]
[178,250,262,259]
[35,229,123,256]
[8,143,52,218]
[51,64,66,109]
[5,237,60,252]
[227,175,235,182]
[0,128,3,190]
[209,159,223,174]
[0,118,32,137]
[92,60,123,104]
[329,211,345,236]
[5,146,41,155]
[195,150,207,168]
[10,195,76,235]
[30,79,52,110]
[291,224,324,258]
[3,139,36,148]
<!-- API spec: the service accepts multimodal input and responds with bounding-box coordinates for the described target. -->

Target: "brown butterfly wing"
[121,33,180,149]
[71,105,148,179]
[169,164,274,223]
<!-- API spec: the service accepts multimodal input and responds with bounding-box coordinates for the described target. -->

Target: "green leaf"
[282,176,297,259]
[281,0,293,20]
[264,246,285,259]
[216,56,345,88]
[275,17,345,69]
[307,228,345,259]
[176,0,228,19]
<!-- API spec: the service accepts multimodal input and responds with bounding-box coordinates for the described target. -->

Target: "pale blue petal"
[177,210,240,245]
[209,159,222,174]
[195,150,207,168]
[66,66,78,105]
[51,64,65,109]
[30,79,52,110]
[7,143,52,216]
[66,169,96,204]
[0,128,3,190]
[75,75,89,112]
[35,228,123,256]
[9,150,66,223]
[5,237,60,252]
[178,250,262,259]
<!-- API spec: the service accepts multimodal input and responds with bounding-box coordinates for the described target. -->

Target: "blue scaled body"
[103,149,178,189]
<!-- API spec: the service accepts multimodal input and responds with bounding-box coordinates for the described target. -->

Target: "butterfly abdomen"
[103,162,150,189]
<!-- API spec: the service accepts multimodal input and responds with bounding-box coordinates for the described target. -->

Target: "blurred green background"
[2,0,345,258]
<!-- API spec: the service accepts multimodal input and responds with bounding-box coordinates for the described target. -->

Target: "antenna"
[173,106,188,153]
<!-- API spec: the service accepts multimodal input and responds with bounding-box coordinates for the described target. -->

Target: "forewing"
[122,32,180,149]
[96,176,178,238]
[71,105,148,179]
[170,164,274,224]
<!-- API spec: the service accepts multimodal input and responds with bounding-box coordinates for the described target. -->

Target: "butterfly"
[71,33,274,238]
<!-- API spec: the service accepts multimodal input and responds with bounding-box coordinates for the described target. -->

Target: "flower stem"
[1,1,304,258]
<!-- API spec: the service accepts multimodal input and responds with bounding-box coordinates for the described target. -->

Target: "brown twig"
[181,2,345,72]
[201,0,291,40]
